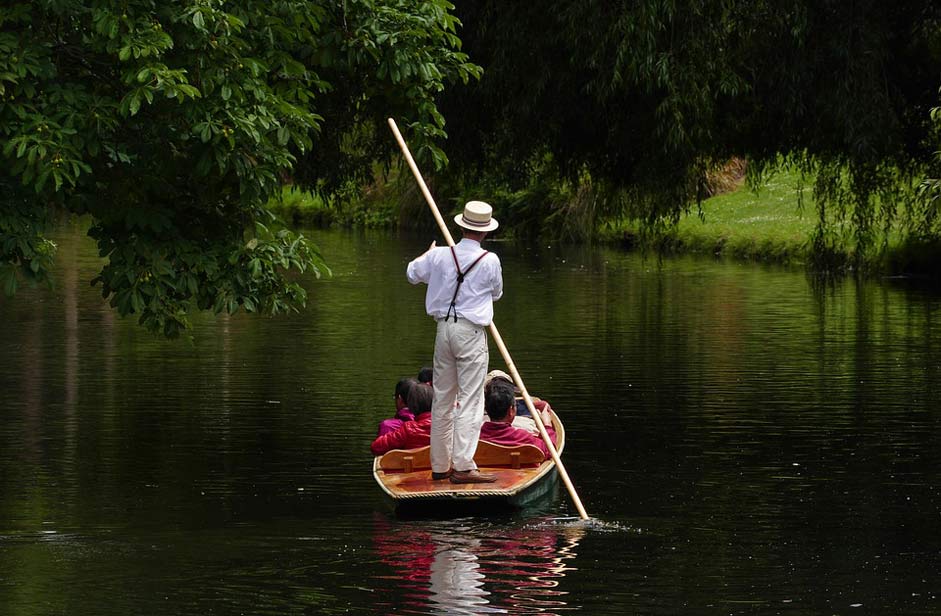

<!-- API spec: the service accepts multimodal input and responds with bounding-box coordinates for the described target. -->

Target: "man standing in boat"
[406,201,503,484]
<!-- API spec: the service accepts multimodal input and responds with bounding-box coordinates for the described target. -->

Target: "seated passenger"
[371,381,434,456]
[479,380,557,460]
[483,369,554,435]
[377,377,418,437]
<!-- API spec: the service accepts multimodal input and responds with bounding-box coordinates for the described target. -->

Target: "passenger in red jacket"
[371,382,434,455]
[479,380,557,459]
[376,377,418,437]
[376,367,433,436]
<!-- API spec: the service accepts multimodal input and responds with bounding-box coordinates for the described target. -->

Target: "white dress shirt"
[406,238,503,326]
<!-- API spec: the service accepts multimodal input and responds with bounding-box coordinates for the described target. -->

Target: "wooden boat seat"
[474,441,544,468]
[378,441,545,473]
[378,446,432,473]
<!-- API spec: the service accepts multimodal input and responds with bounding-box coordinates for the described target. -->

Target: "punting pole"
[387,118,589,520]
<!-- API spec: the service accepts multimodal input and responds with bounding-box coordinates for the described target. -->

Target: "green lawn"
[605,168,941,276]
[670,168,818,263]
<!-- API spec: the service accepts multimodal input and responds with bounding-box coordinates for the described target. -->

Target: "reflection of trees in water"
[371,515,584,614]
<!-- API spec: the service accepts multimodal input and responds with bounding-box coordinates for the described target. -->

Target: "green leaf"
[129,93,141,115]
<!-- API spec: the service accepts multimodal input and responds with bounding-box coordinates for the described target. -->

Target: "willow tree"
[442,1,941,258]
[0,1,477,336]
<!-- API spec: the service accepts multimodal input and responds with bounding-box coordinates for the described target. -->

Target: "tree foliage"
[441,1,941,256]
[916,93,941,240]
[0,0,478,336]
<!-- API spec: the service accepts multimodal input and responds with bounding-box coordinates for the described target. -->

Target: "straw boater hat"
[485,369,519,393]
[455,200,499,232]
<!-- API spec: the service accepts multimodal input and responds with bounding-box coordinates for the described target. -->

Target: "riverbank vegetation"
[271,163,940,277]
[436,2,941,272]
[607,167,941,278]
[3,1,941,337]
[274,0,941,277]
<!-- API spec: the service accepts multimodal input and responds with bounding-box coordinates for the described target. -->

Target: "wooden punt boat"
[372,410,565,509]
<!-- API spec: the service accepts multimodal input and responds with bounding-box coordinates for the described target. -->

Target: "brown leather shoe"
[449,469,497,484]
[431,469,452,480]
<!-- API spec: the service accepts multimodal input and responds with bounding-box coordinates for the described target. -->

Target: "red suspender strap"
[464,250,490,275]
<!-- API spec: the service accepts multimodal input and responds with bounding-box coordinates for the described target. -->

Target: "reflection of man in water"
[429,534,490,613]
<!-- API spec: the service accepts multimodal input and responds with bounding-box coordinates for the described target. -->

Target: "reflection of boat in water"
[372,410,565,510]
[370,514,585,615]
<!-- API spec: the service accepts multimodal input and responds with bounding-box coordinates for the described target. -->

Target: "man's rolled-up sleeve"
[407,252,431,285]
[491,257,503,301]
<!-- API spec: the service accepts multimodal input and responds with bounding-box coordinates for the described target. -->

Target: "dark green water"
[1,223,940,615]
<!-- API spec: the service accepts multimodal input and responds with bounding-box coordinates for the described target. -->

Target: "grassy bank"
[267,183,402,229]
[603,168,819,264]
[270,169,940,277]
[271,167,823,259]
[604,168,941,277]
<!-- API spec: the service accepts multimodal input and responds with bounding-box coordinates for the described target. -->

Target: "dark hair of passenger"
[395,377,417,402]
[485,381,515,421]
[407,382,434,415]
[417,366,433,384]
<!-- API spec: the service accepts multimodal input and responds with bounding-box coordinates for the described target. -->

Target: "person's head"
[395,378,417,410]
[417,366,433,385]
[455,201,498,241]
[407,382,434,416]
[485,380,516,422]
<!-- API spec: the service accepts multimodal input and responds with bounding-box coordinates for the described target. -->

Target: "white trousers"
[430,318,488,473]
